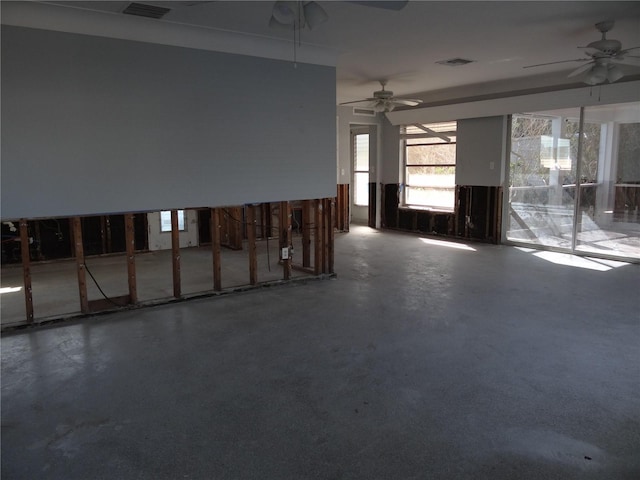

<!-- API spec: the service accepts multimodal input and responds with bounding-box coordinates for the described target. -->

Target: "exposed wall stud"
[171,209,181,298]
[19,219,34,323]
[124,213,137,303]
[302,200,311,268]
[100,216,108,254]
[246,205,258,285]
[280,201,292,280]
[260,203,270,239]
[211,208,222,291]
[323,198,330,273]
[314,199,322,275]
[328,198,335,274]
[72,216,89,313]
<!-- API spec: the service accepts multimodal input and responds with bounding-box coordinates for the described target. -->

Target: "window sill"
[400,206,454,214]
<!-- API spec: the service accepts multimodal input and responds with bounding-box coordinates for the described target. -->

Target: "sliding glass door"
[575,104,640,259]
[507,108,581,250]
[506,101,640,261]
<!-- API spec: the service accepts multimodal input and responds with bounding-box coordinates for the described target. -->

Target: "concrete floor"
[2,226,639,479]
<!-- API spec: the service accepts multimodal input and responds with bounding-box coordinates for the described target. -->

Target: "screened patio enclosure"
[506,101,640,261]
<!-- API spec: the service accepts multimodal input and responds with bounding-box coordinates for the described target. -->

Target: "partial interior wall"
[1,25,336,219]
[1,197,338,330]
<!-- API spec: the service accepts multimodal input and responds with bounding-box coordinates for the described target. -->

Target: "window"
[160,210,186,232]
[403,121,457,210]
[353,133,370,206]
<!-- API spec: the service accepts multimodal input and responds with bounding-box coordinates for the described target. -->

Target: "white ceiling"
[4,1,640,105]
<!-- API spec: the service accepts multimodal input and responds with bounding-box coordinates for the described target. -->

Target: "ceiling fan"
[268,1,408,31]
[339,81,423,112]
[523,20,640,85]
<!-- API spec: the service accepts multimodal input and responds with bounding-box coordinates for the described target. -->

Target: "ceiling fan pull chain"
[293,23,297,68]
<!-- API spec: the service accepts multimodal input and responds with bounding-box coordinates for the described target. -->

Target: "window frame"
[160,210,186,233]
[402,122,457,212]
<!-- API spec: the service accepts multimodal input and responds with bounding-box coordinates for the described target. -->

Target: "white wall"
[380,116,401,185]
[147,211,199,251]
[1,26,336,220]
[455,116,507,187]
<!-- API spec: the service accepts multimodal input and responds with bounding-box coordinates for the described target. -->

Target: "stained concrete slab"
[2,226,639,479]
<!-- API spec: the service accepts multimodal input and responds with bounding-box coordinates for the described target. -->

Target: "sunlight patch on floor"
[532,251,630,271]
[0,286,23,294]
[419,238,476,251]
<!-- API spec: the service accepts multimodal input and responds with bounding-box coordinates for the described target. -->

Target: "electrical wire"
[221,207,319,272]
[83,261,127,307]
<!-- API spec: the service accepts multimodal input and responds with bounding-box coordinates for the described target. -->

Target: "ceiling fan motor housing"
[587,39,622,56]
[373,89,394,99]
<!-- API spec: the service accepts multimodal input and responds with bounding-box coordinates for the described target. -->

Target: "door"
[351,126,372,225]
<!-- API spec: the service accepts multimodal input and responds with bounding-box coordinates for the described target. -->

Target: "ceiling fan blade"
[339,100,369,105]
[611,57,640,66]
[346,1,408,10]
[568,62,595,77]
[151,1,213,7]
[523,58,590,69]
[391,99,423,107]
[619,46,640,54]
[339,97,378,105]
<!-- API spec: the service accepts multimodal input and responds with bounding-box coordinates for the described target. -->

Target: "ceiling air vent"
[436,58,475,67]
[123,2,171,19]
[353,107,376,117]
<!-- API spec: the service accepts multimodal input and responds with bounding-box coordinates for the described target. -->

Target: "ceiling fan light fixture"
[585,63,608,85]
[272,1,297,25]
[269,15,293,30]
[303,1,328,29]
[607,64,624,83]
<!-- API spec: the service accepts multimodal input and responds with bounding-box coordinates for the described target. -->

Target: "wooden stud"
[485,187,492,239]
[171,209,181,298]
[314,199,322,275]
[328,198,335,274]
[340,184,349,231]
[280,201,291,280]
[106,216,113,254]
[246,205,258,285]
[495,187,503,244]
[100,216,107,254]
[259,203,267,239]
[124,213,137,304]
[323,199,330,273]
[302,200,311,268]
[19,219,34,323]
[72,217,89,314]
[211,208,222,291]
[227,207,243,250]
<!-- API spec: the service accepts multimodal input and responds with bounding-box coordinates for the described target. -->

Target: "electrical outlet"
[489,161,495,170]
[281,247,289,260]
